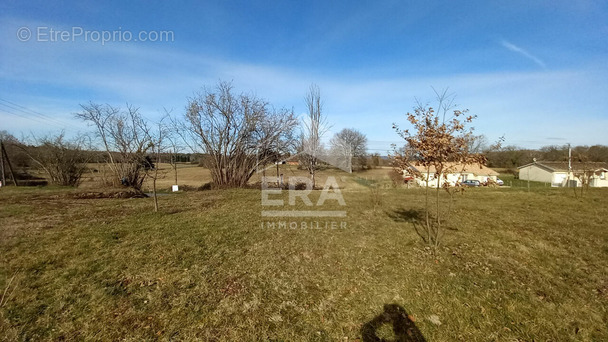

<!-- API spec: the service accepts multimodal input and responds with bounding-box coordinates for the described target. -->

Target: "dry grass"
[77,163,394,192]
[77,163,212,191]
[1,169,607,341]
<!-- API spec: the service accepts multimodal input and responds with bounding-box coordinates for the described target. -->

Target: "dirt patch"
[71,190,148,199]
[598,280,608,299]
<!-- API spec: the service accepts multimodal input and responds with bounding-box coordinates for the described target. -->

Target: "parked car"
[462,180,481,187]
[496,178,504,186]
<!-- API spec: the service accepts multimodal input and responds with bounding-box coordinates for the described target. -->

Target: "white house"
[518,161,608,187]
[403,162,499,188]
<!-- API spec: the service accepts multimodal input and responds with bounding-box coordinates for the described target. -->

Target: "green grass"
[499,173,552,188]
[1,177,607,341]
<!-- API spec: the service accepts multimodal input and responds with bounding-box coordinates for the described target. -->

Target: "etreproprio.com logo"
[16,26,174,45]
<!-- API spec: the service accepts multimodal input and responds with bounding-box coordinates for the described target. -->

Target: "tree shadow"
[361,304,426,342]
[387,208,428,243]
[388,208,424,222]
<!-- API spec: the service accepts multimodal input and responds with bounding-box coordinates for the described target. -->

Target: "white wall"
[590,176,608,187]
[415,172,495,188]
[519,165,553,183]
[551,172,568,187]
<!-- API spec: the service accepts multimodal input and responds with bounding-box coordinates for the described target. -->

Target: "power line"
[0,99,72,127]
[0,99,81,130]
[0,107,48,124]
[0,98,59,120]
[0,106,68,130]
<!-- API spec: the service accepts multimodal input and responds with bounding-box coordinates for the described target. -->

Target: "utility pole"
[568,143,572,171]
[0,140,5,187]
[0,140,17,186]
[568,143,572,187]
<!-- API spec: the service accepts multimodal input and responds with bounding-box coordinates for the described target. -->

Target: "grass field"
[1,169,607,341]
[79,163,385,191]
[497,173,552,189]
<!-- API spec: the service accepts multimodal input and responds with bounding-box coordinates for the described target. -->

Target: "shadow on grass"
[387,208,428,243]
[361,304,426,342]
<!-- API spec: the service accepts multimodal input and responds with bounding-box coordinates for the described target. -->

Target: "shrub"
[389,169,405,187]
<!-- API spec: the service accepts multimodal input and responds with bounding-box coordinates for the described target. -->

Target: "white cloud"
[501,40,547,69]
[1,17,607,149]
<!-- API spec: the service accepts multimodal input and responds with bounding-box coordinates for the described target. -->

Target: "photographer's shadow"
[361,304,426,342]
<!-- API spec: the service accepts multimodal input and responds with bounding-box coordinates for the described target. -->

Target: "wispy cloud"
[2,17,607,149]
[501,40,546,68]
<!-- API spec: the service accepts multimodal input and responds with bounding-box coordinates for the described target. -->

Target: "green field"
[1,171,607,341]
[497,173,552,189]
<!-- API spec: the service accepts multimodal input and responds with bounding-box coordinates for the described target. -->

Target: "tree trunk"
[153,168,159,212]
[173,150,178,185]
[425,167,431,244]
[435,178,441,247]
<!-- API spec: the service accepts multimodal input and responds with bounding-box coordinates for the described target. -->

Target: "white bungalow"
[403,162,499,188]
[518,161,608,187]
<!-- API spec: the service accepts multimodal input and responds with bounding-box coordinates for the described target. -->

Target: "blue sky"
[1,0,607,151]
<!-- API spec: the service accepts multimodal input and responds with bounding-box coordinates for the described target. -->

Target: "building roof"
[407,162,499,176]
[517,161,608,172]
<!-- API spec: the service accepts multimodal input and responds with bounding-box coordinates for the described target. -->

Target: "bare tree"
[467,134,489,154]
[146,120,169,212]
[371,153,382,168]
[587,145,608,162]
[571,148,594,199]
[392,91,486,247]
[166,131,182,187]
[178,81,298,188]
[76,103,153,191]
[19,132,90,186]
[1,131,31,170]
[299,84,329,188]
[162,109,183,187]
[329,128,368,173]
[1,132,26,186]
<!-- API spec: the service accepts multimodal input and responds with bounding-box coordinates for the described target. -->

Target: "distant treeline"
[486,144,608,172]
[0,131,195,176]
[3,129,605,176]
[85,151,195,164]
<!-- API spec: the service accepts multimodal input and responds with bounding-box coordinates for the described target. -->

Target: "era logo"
[261,176,346,206]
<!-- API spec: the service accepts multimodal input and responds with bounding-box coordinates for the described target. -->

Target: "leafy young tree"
[329,128,368,173]
[76,103,154,191]
[393,94,486,247]
[179,81,297,188]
